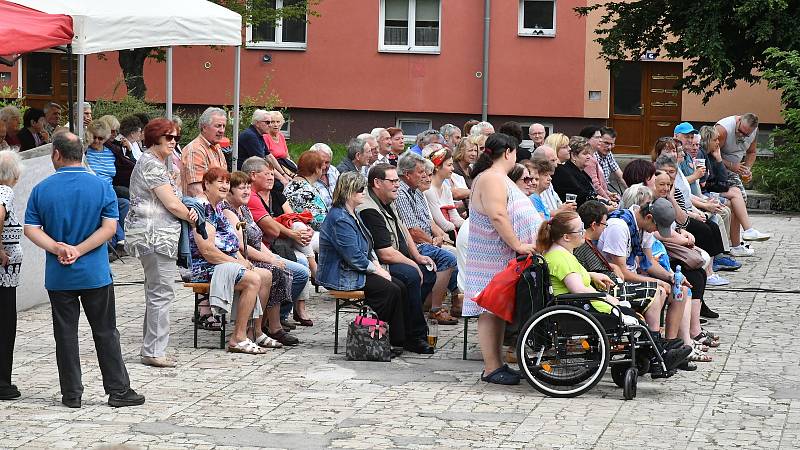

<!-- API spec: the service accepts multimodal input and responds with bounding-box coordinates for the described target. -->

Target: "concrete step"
[745,189,775,214]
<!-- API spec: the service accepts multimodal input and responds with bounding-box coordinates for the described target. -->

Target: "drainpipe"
[481,0,490,121]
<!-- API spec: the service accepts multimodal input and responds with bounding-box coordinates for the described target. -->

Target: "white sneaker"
[707,274,730,286]
[742,228,771,241]
[729,244,754,257]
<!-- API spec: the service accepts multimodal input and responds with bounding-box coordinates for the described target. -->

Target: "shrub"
[755,48,800,211]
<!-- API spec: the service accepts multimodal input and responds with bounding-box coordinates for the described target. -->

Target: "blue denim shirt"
[317,206,378,291]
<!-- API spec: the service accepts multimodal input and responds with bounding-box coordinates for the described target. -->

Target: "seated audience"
[97,115,135,198]
[181,107,228,197]
[308,142,339,209]
[285,150,329,233]
[237,109,271,169]
[387,127,406,163]
[551,136,599,206]
[85,120,129,254]
[579,126,618,204]
[120,115,144,160]
[223,171,300,344]
[18,108,48,151]
[544,132,570,164]
[440,123,462,149]
[188,168,271,354]
[469,121,495,137]
[371,127,392,166]
[43,102,62,136]
[424,145,464,238]
[336,137,371,177]
[0,106,21,148]
[262,111,294,185]
[395,151,460,325]
[498,121,528,161]
[317,172,407,350]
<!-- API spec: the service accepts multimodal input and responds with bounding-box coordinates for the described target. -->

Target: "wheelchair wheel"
[623,367,637,400]
[517,305,610,398]
[610,364,627,388]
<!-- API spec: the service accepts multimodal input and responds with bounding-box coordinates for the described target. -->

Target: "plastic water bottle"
[672,265,685,302]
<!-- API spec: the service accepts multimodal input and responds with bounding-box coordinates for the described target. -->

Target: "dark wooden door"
[22,52,74,110]
[610,61,683,155]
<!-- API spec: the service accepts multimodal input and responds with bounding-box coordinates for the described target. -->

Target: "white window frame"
[397,118,433,143]
[245,0,308,50]
[518,0,557,37]
[518,122,554,149]
[379,0,442,54]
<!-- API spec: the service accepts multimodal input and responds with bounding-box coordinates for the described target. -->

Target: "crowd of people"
[0,101,770,405]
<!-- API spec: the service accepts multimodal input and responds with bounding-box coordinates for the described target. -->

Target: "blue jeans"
[279,256,310,320]
[417,243,458,297]
[388,263,428,340]
[113,197,129,247]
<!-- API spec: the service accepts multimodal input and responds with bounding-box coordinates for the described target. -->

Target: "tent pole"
[16,56,22,99]
[231,45,241,169]
[67,45,74,133]
[77,54,85,141]
[166,47,173,120]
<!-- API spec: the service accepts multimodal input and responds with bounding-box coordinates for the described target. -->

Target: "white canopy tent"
[11,0,245,163]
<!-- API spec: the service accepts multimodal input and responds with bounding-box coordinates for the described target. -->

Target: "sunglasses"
[163,134,180,142]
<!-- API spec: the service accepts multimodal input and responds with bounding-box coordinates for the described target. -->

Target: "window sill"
[379,47,441,55]
[245,43,307,51]
[517,31,556,38]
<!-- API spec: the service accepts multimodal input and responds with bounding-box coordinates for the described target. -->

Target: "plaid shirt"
[181,135,227,193]
[395,180,433,235]
[596,151,620,183]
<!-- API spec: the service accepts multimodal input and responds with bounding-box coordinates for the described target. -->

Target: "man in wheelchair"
[536,208,692,382]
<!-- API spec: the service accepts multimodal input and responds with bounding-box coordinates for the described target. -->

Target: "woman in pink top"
[263,111,293,185]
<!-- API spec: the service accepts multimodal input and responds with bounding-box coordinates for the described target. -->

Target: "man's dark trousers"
[48,284,130,399]
[388,263,428,340]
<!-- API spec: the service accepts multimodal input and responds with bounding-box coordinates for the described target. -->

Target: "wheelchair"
[513,255,669,400]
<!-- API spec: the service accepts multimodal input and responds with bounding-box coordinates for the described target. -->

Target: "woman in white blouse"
[424,146,464,241]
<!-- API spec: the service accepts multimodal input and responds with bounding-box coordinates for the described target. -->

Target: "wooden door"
[610,61,683,155]
[22,52,74,110]
[643,62,683,153]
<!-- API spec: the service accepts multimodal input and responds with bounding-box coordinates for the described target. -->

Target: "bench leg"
[334,298,341,354]
[463,317,469,360]
[220,313,227,349]
[193,294,200,349]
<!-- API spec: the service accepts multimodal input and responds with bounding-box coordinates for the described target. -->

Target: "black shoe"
[279,319,297,331]
[267,329,299,346]
[664,338,685,351]
[699,317,708,325]
[662,345,693,372]
[61,396,82,408]
[700,301,719,319]
[650,365,677,379]
[0,384,20,400]
[108,389,145,407]
[403,339,434,354]
[677,360,698,371]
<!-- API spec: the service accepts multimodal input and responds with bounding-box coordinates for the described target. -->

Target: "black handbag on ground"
[345,306,392,362]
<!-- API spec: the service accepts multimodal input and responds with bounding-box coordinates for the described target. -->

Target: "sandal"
[195,314,222,331]
[481,365,520,385]
[227,339,267,354]
[687,348,713,363]
[255,334,283,349]
[700,329,720,341]
[692,340,710,352]
[694,331,720,347]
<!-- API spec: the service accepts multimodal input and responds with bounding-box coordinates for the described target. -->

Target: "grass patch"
[287,141,348,165]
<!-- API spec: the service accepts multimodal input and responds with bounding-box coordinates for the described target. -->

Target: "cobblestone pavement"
[2,215,799,449]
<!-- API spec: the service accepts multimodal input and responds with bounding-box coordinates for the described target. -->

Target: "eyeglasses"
[522,176,535,184]
[597,221,608,227]
[601,141,615,147]
[566,229,585,236]
[380,177,400,184]
[163,134,180,142]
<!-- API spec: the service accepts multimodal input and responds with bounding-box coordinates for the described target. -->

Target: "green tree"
[576,1,800,102]
[115,0,319,99]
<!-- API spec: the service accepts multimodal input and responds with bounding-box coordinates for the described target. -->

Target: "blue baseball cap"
[674,122,698,135]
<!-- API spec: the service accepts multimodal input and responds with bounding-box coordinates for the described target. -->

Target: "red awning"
[0,0,73,55]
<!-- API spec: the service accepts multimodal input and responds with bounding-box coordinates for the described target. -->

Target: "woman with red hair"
[125,118,199,366]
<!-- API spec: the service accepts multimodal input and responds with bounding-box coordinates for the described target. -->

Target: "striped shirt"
[85,146,117,186]
[597,151,620,183]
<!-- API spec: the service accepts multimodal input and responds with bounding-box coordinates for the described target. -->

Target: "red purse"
[473,255,533,323]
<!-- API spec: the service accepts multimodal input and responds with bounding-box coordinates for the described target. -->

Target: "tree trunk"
[118,48,152,100]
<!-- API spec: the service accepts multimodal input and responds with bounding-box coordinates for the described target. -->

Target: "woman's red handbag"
[473,255,533,323]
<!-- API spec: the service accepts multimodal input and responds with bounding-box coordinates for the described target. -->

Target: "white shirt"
[597,207,654,271]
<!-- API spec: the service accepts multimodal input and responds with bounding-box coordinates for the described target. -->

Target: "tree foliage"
[753,48,800,210]
[113,0,319,100]
[576,1,800,103]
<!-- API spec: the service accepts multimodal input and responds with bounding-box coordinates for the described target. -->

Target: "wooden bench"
[328,290,366,354]
[185,282,227,349]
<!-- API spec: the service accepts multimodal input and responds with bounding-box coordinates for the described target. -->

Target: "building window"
[380,0,441,54]
[397,118,433,143]
[246,0,307,50]
[518,0,556,37]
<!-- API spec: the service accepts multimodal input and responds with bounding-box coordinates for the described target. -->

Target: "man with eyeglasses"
[597,127,627,191]
[181,107,228,196]
[356,163,436,354]
[237,109,272,170]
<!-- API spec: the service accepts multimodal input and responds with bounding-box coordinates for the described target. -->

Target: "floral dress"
[188,200,240,283]
[284,178,328,230]
[0,185,22,287]
[222,202,293,307]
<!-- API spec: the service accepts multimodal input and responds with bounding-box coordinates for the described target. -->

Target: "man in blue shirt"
[24,132,145,409]
[236,109,271,170]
